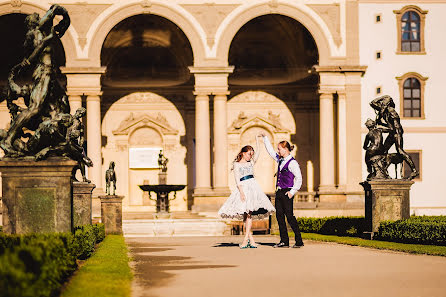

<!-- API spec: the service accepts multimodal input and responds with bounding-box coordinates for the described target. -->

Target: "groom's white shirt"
[263,136,302,196]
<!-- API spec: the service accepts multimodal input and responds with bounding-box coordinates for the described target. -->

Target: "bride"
[218,135,275,248]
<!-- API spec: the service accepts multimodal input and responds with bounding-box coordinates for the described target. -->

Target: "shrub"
[376,219,446,246]
[0,224,105,297]
[297,217,365,237]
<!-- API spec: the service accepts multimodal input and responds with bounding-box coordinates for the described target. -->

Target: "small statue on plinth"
[364,95,419,180]
[105,161,117,195]
[158,150,168,172]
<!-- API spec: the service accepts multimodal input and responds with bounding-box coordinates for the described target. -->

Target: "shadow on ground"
[213,242,275,247]
[128,240,236,297]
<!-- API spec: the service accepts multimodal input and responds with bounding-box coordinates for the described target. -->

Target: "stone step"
[123,218,231,237]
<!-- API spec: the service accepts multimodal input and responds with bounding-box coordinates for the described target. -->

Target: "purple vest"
[277,157,295,189]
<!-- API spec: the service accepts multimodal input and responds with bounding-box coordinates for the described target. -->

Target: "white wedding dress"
[218,141,275,220]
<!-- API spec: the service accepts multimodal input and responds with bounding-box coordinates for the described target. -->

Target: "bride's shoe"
[239,239,249,249]
[248,240,257,248]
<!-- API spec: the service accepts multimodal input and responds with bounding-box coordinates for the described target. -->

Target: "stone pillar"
[319,92,336,193]
[72,182,96,227]
[194,92,211,193]
[0,158,76,234]
[68,94,82,114]
[360,180,413,239]
[87,94,102,192]
[337,92,348,189]
[99,195,124,235]
[307,160,314,202]
[213,92,229,192]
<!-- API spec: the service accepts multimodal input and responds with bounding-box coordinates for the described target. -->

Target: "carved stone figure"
[365,95,419,180]
[158,149,168,172]
[0,5,71,159]
[67,108,93,182]
[105,161,117,195]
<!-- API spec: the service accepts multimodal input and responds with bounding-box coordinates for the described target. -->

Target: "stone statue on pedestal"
[106,161,117,195]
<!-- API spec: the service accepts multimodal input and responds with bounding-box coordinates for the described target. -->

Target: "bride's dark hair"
[234,145,254,162]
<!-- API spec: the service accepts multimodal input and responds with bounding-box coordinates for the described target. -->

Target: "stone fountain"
[139,150,185,216]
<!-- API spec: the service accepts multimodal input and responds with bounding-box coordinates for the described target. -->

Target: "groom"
[260,133,304,248]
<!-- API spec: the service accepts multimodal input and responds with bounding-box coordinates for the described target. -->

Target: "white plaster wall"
[359,2,446,213]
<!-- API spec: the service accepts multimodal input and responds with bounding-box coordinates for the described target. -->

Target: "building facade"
[0,0,444,215]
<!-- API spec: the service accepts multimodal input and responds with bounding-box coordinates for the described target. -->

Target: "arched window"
[396,73,428,119]
[403,77,421,117]
[401,11,420,52]
[394,6,427,54]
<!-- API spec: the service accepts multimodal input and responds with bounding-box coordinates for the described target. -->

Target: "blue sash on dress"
[240,175,254,181]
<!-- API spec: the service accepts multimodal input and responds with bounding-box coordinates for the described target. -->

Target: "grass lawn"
[299,232,446,257]
[61,235,133,297]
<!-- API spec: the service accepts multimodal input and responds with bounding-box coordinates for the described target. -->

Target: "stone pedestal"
[0,157,76,234]
[73,182,96,227]
[158,172,167,184]
[360,180,413,238]
[99,195,124,234]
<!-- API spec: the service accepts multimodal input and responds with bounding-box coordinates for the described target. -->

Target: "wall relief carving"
[113,112,178,136]
[116,92,168,104]
[228,111,289,134]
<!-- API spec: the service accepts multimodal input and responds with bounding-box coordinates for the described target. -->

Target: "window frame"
[394,5,428,55]
[396,72,428,119]
[402,150,422,181]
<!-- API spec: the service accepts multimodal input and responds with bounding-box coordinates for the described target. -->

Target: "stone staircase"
[122,211,231,237]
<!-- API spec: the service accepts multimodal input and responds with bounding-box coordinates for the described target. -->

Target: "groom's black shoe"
[273,242,289,248]
[290,242,304,248]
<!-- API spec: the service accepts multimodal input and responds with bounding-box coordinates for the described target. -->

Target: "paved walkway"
[126,236,446,297]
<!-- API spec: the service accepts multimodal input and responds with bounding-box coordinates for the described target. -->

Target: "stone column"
[194,92,211,193]
[87,94,102,191]
[68,94,82,114]
[307,160,314,202]
[99,195,124,235]
[319,92,336,192]
[337,92,347,189]
[213,92,229,192]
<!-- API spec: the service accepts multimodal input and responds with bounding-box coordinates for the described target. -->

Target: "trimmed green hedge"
[297,217,365,237]
[0,224,105,297]
[376,218,446,246]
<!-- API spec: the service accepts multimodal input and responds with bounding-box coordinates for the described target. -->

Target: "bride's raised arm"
[252,135,261,164]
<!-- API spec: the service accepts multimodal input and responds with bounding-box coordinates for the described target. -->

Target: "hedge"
[296,216,365,237]
[0,224,105,297]
[376,218,446,246]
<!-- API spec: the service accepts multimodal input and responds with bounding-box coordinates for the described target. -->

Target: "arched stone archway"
[87,3,206,67]
[215,3,335,66]
[0,3,78,66]
[102,92,188,211]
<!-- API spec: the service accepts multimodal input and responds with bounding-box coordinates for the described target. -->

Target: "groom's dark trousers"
[275,188,303,245]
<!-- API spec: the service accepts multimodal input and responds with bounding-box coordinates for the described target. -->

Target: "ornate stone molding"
[113,113,178,136]
[228,111,289,134]
[308,4,342,47]
[181,3,239,48]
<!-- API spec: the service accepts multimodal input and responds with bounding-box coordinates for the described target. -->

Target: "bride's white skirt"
[218,178,275,220]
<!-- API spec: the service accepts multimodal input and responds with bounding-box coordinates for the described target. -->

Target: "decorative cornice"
[189,66,235,74]
[60,66,107,75]
[313,65,368,74]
